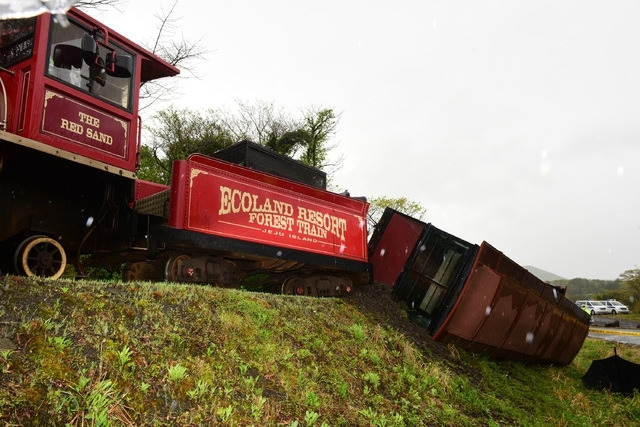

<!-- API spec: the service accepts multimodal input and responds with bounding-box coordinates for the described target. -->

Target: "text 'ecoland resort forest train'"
[0,8,590,365]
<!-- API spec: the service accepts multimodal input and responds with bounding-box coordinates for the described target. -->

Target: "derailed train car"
[368,208,590,364]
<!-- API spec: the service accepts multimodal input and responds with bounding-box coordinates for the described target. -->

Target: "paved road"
[588,315,640,346]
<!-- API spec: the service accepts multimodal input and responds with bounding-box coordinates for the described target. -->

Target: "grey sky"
[101,0,640,280]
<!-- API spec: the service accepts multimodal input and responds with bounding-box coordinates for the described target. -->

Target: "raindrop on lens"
[526,332,534,344]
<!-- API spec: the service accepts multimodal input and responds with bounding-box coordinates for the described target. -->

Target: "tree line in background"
[137,101,341,186]
[559,269,640,312]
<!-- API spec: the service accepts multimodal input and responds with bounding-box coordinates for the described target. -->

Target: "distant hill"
[524,266,566,282]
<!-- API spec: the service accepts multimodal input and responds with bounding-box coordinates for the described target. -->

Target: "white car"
[600,300,629,315]
[575,300,609,315]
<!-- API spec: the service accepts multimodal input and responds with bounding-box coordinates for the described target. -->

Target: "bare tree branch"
[137,0,208,111]
[75,0,123,13]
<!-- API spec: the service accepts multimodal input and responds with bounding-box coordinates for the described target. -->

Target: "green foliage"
[298,108,339,168]
[136,144,167,183]
[621,269,640,309]
[143,107,235,184]
[367,196,427,229]
[557,277,626,303]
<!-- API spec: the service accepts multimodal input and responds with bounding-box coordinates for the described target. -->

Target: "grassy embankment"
[1,275,639,426]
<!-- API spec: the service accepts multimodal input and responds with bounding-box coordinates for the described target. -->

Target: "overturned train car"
[369,208,590,365]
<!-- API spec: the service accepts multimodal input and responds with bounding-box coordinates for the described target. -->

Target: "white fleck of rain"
[540,149,550,176]
[379,248,386,256]
[526,332,535,344]
[85,217,94,227]
[420,245,426,252]
[276,250,282,257]
[485,306,491,316]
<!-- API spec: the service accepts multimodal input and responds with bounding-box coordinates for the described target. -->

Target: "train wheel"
[14,235,67,279]
[123,261,157,282]
[281,276,304,295]
[164,254,191,282]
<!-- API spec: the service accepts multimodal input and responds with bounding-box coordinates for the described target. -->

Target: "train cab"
[0,8,179,278]
[0,7,179,173]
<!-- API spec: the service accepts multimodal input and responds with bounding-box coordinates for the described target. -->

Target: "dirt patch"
[347,283,459,361]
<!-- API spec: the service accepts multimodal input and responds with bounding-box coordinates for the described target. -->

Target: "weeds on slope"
[0,275,639,426]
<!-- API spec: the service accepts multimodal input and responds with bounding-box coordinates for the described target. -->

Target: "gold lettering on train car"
[86,128,113,145]
[218,185,348,242]
[248,212,294,231]
[78,112,100,127]
[218,186,294,216]
[297,207,347,241]
[60,118,83,135]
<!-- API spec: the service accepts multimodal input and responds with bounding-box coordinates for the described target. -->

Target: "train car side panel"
[168,155,369,263]
[367,208,424,287]
[431,242,590,364]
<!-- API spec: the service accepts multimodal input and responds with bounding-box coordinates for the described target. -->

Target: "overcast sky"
[99,0,639,280]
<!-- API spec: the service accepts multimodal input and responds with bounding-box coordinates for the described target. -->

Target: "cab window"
[0,17,37,68]
[46,17,134,110]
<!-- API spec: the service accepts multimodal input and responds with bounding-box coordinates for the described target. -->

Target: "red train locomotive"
[0,8,589,364]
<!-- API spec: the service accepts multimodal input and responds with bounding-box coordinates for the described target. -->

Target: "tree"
[299,108,341,169]
[621,269,640,310]
[215,100,303,156]
[146,107,234,184]
[141,102,345,185]
[367,196,427,230]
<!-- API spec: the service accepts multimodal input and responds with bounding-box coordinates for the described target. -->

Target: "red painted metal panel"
[473,277,528,348]
[433,241,590,364]
[168,156,369,263]
[369,211,424,286]
[443,264,501,340]
[41,88,129,159]
[135,179,169,201]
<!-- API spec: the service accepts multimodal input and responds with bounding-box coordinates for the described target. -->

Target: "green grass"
[1,275,639,426]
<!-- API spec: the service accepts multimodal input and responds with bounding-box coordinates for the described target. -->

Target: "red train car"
[125,151,370,295]
[0,8,179,278]
[369,208,590,364]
